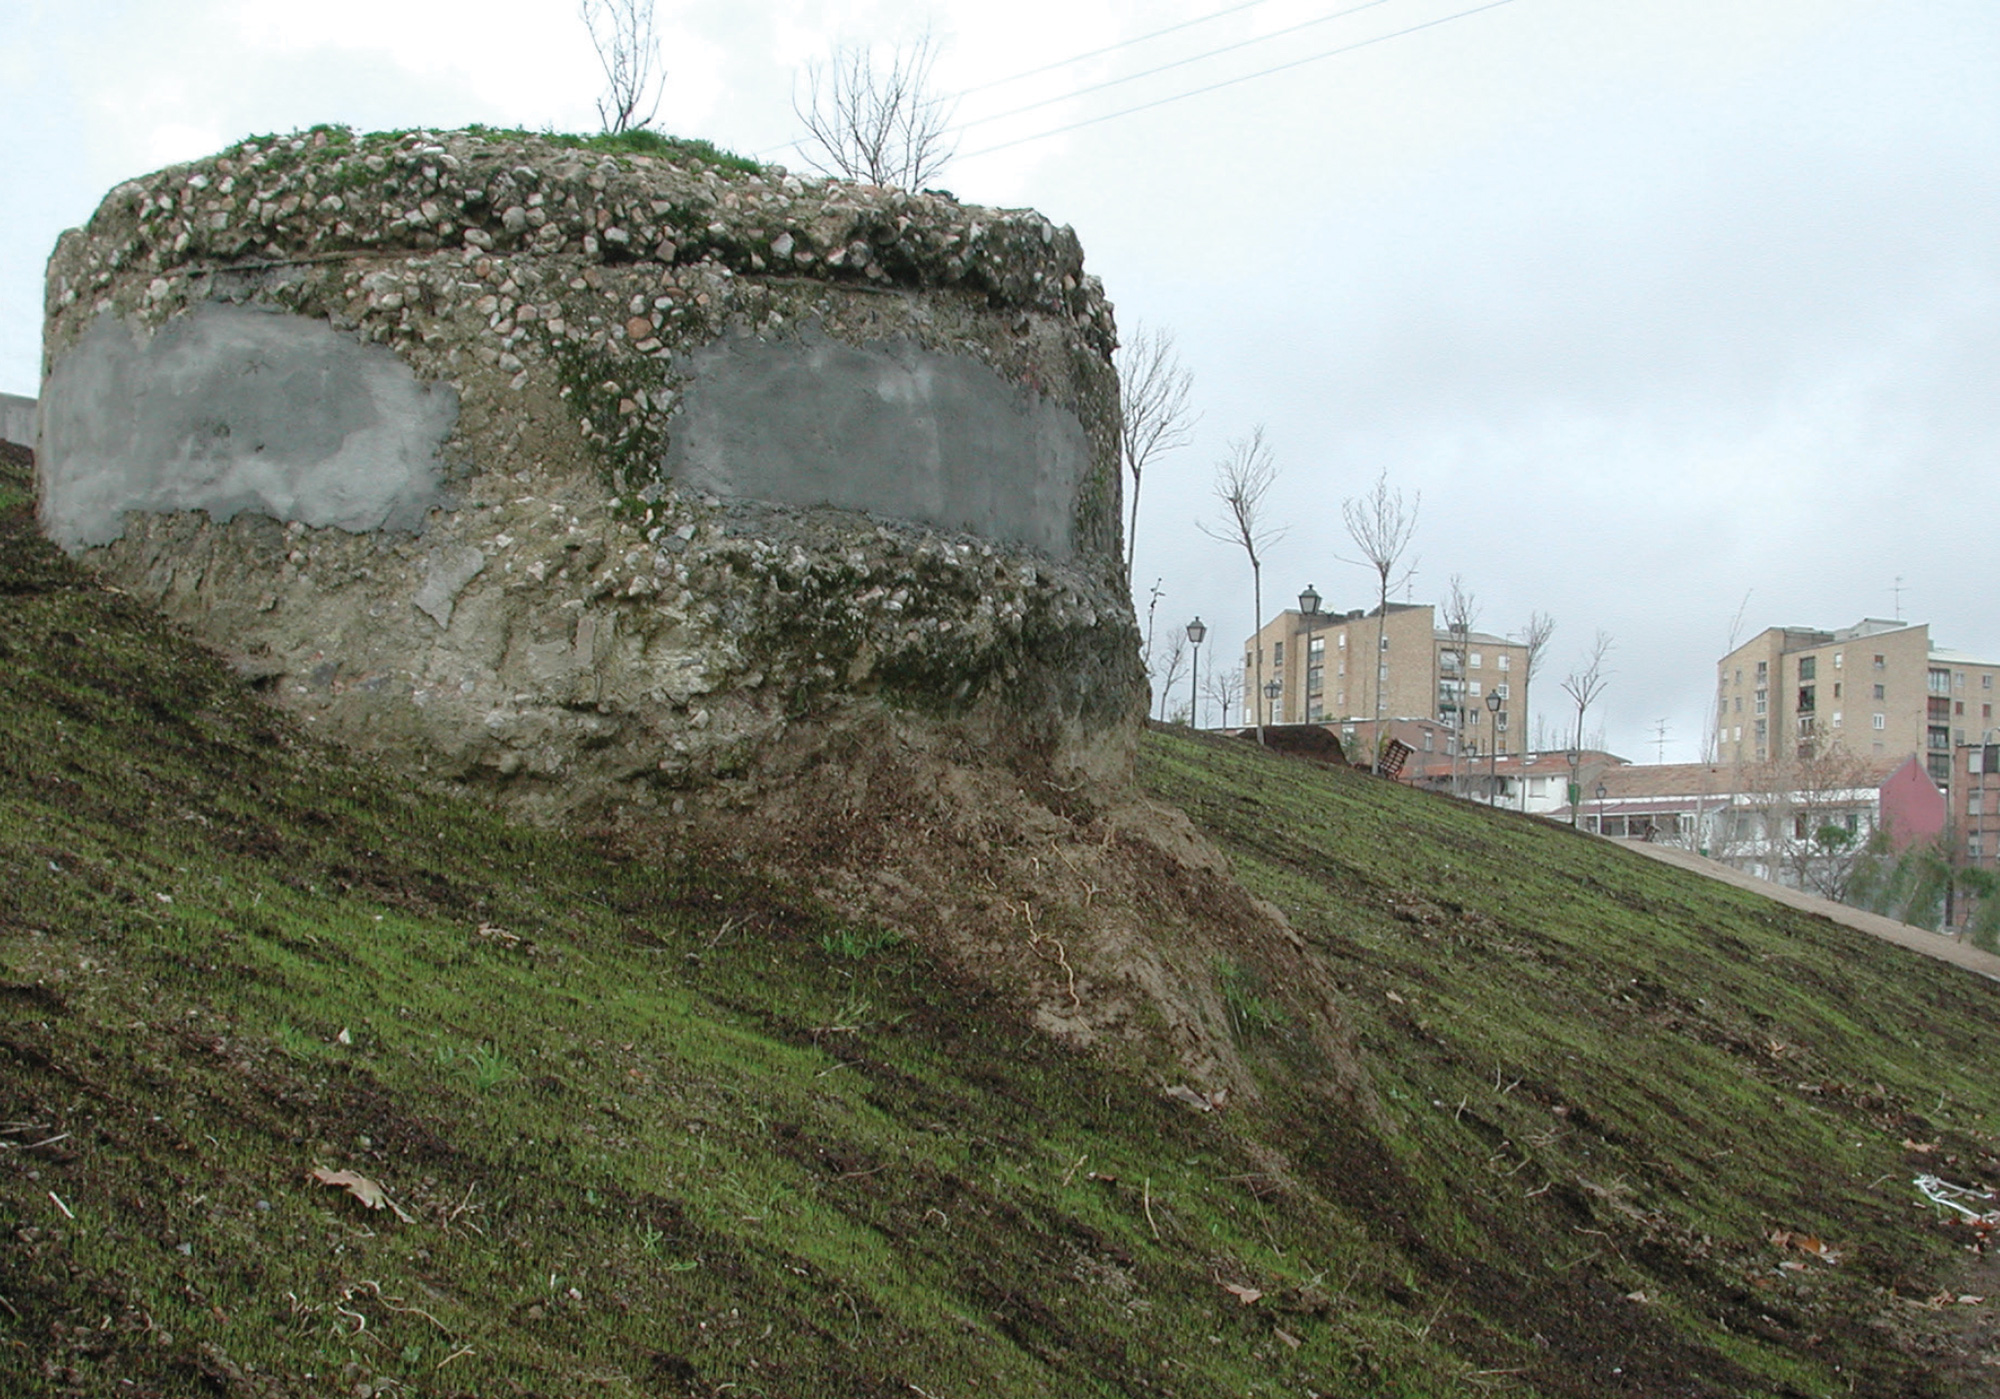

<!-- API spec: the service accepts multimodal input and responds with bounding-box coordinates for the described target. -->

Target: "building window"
[1337,660,1346,678]
[1832,682,1841,698]
[1957,671,1967,690]
[1831,711,1843,728]
[1755,689,1768,715]
[1469,651,1482,668]
[1307,698,1323,720]
[1498,653,1511,670]
[1872,713,1886,730]
[1273,641,1283,666]
[1307,666,1324,693]
[1930,669,1951,695]
[1755,719,1767,741]
[1337,634,1346,648]
[1469,681,1483,698]
[1985,704,1993,722]
[1834,652,1843,669]
[1957,701,1966,716]
[1732,726,1741,742]
[1985,674,1993,689]
[1495,683,1510,700]
[1423,730,1434,751]
[1873,683,1885,700]
[1930,752,1952,784]
[1873,654,1885,670]
[1799,657,1816,681]
[1797,685,1814,713]
[1757,660,1769,681]
[1309,636,1325,659]
[1440,648,1462,674]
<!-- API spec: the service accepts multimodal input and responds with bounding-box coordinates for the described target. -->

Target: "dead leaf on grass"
[311,1167,415,1224]
[1273,1326,1302,1349]
[1768,1229,1841,1264]
[1904,1138,1942,1155]
[1221,1282,1262,1305]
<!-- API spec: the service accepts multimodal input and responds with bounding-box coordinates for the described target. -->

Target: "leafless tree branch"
[1338,471,1420,728]
[794,32,957,189]
[580,0,667,135]
[1153,630,1190,723]
[1204,665,1244,732]
[1116,323,1196,576]
[1442,574,1479,792]
[1198,426,1283,745]
[1515,609,1555,767]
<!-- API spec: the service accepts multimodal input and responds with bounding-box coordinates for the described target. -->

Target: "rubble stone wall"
[40,126,1144,811]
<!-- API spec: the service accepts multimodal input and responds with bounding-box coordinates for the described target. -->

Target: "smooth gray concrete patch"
[0,393,34,450]
[665,331,1087,559]
[38,302,457,552]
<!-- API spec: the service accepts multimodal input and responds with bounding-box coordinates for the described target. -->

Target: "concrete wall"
[40,302,457,552]
[0,393,34,450]
[666,331,1087,560]
[38,127,1144,811]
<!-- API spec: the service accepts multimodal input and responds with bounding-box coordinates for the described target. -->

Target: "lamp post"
[1264,678,1282,728]
[1186,616,1206,729]
[1566,748,1580,828]
[1486,690,1503,805]
[1298,583,1321,617]
[1596,781,1609,835]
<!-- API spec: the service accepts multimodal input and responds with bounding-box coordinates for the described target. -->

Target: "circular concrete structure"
[39,127,1145,810]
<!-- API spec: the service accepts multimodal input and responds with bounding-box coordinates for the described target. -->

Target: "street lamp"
[1186,616,1206,729]
[1595,780,1609,835]
[1485,690,1503,804]
[1298,583,1321,616]
[1264,678,1282,727]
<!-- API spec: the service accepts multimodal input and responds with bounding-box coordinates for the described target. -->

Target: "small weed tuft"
[819,926,903,961]
[1217,957,1288,1041]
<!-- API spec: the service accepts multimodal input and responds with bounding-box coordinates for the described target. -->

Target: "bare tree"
[581,0,667,135]
[1560,630,1614,827]
[1338,471,1420,730]
[1153,629,1189,723]
[1116,324,1197,577]
[1441,574,1479,795]
[795,32,956,189]
[1205,665,1244,732]
[1198,427,1283,746]
[1140,577,1164,673]
[1517,609,1556,770]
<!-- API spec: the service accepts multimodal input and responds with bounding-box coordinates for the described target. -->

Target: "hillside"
[5,435,2000,1397]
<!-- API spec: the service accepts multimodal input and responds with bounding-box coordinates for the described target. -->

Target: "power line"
[957,0,1283,97]
[952,0,1405,135]
[957,0,1521,162]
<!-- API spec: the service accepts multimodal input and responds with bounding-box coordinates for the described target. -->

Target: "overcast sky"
[5,0,1995,761]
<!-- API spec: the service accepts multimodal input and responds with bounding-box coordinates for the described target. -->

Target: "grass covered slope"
[1144,728,2000,1396]
[3,429,1999,1396]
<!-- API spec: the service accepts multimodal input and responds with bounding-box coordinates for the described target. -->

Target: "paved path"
[1613,839,2000,983]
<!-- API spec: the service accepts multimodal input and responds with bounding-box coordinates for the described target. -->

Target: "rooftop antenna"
[1892,575,1905,621]
[1654,717,1670,764]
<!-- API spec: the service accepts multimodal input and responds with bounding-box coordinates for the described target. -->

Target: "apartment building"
[1243,592,1532,755]
[1715,620,2000,788]
[1955,742,2000,870]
